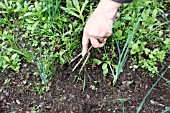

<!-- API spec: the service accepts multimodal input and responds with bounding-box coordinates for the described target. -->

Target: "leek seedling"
[44,0,61,20]
[136,65,170,113]
[31,42,47,85]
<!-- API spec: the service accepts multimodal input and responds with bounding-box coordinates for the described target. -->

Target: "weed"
[61,0,89,25]
[102,0,170,82]
[0,31,21,72]
[34,82,45,95]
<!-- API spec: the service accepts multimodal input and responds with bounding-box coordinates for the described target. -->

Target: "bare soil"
[0,54,170,113]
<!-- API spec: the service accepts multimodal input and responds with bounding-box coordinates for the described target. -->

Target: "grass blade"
[121,93,125,113]
[39,42,47,85]
[61,7,80,18]
[82,73,86,93]
[114,35,121,61]
[157,8,170,30]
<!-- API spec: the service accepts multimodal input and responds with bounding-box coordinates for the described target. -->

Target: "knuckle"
[88,31,94,36]
[88,30,99,37]
[91,42,99,48]
[93,45,99,48]
[100,30,112,37]
[92,44,102,48]
[85,31,94,37]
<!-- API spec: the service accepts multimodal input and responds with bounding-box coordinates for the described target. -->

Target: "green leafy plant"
[104,0,170,82]
[61,0,89,25]
[0,31,32,72]
[92,57,110,77]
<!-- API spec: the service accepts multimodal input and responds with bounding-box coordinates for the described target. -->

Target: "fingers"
[82,35,89,56]
[82,34,107,57]
[90,37,106,48]
[98,37,107,43]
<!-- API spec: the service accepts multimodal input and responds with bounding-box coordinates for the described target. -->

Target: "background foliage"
[0,0,169,83]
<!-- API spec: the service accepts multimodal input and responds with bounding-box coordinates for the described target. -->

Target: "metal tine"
[69,52,82,64]
[71,45,93,72]
[69,46,93,64]
[87,45,93,52]
[79,51,90,74]
[72,56,84,72]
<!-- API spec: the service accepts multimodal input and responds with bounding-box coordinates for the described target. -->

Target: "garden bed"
[0,0,170,113]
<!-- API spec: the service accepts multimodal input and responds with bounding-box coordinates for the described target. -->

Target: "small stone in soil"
[16,100,21,105]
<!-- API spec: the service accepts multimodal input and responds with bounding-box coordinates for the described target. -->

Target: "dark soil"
[0,54,170,113]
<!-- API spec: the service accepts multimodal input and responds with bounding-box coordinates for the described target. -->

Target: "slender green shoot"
[113,18,141,85]
[44,0,61,20]
[115,37,121,60]
[82,72,86,93]
[157,8,170,30]
[111,0,147,85]
[161,107,170,113]
[31,42,47,85]
[112,98,128,103]
[122,100,125,113]
[121,93,125,113]
[136,66,170,113]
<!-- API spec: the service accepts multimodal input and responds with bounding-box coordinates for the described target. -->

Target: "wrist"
[97,0,122,19]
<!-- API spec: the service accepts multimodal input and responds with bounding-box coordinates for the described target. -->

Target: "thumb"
[90,37,106,48]
[82,35,89,56]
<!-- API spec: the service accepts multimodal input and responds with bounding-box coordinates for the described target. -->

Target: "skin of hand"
[82,0,122,56]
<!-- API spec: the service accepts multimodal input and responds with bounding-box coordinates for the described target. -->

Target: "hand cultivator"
[70,12,120,74]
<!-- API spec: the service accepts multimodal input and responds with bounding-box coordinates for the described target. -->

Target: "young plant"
[31,43,47,85]
[0,31,32,72]
[61,0,89,25]
[44,0,61,20]
[112,18,141,85]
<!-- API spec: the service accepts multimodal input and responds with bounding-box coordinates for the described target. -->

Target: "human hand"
[82,0,121,56]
